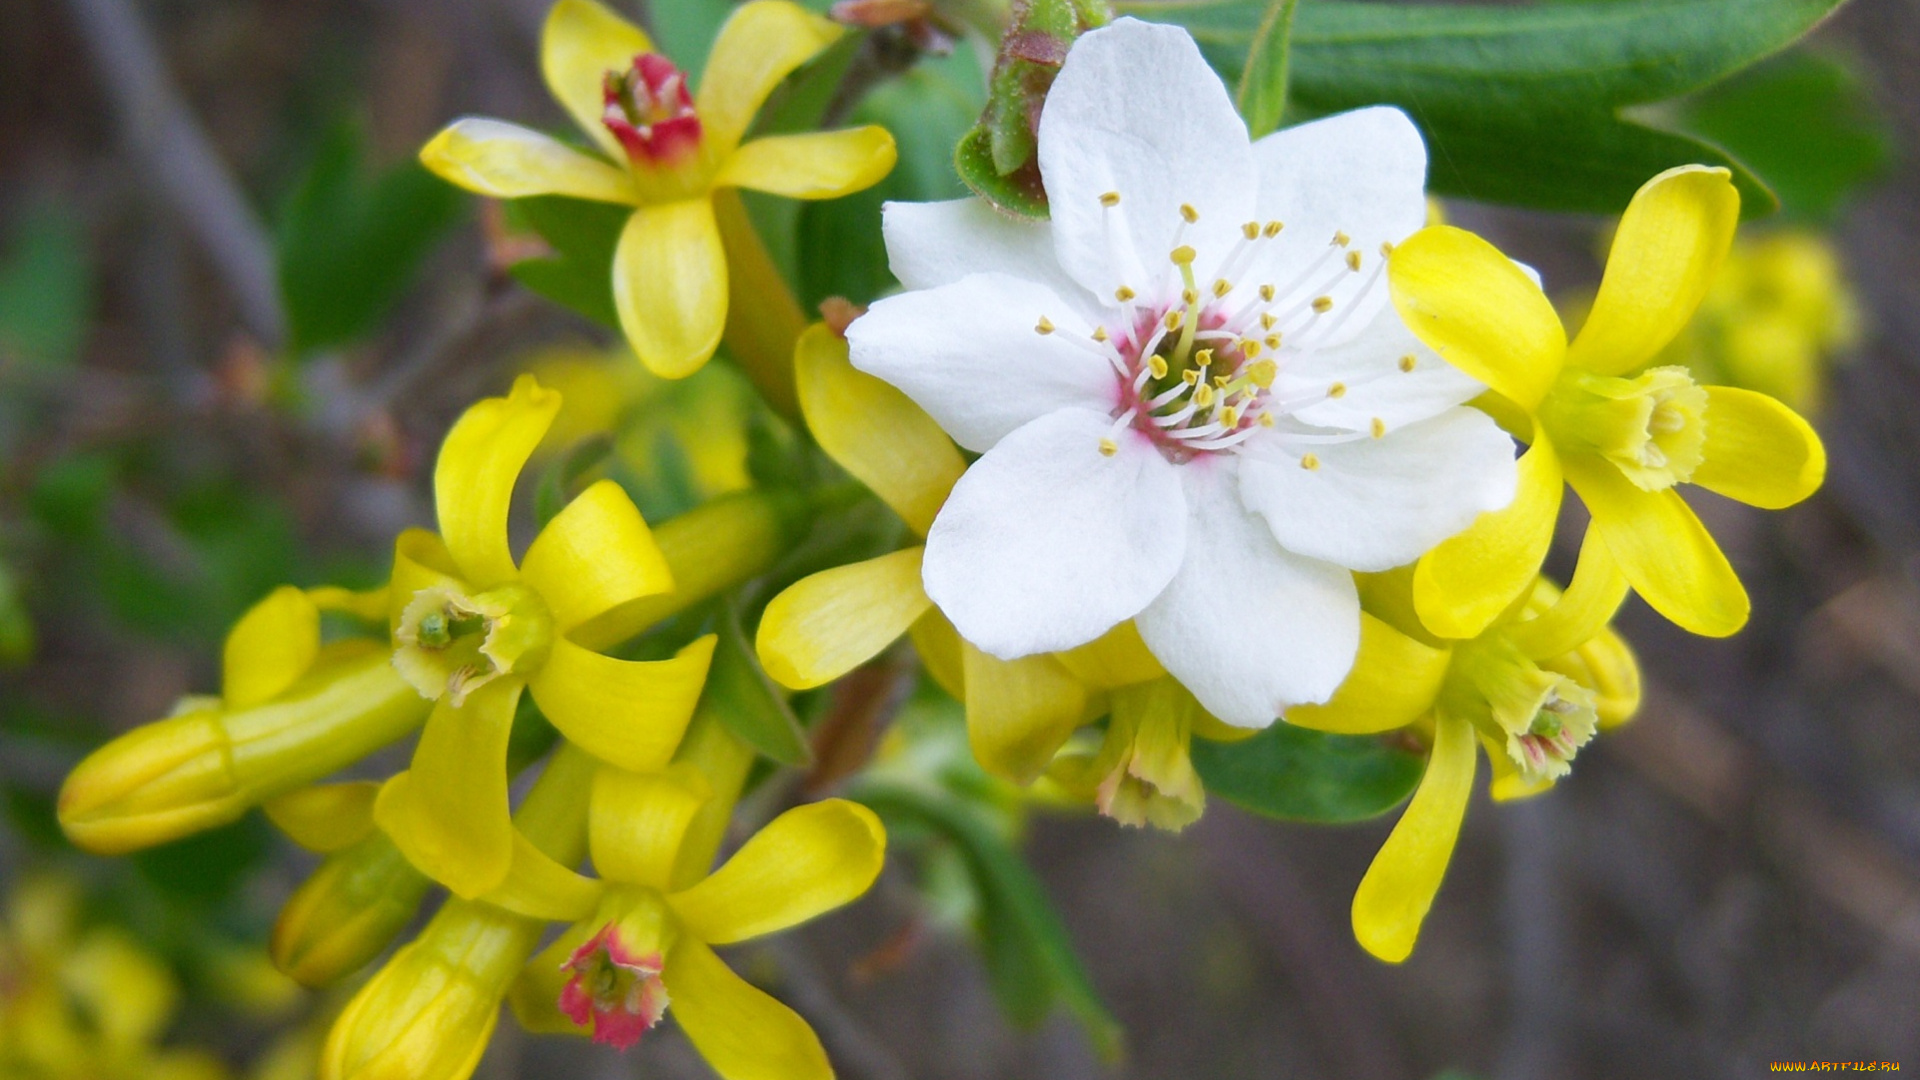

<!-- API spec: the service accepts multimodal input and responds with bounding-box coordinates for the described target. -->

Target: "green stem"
[714,188,805,422]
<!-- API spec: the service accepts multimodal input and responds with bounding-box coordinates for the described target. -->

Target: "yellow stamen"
[1379,241,1395,257]
[1035,316,1055,335]
[1115,285,1136,302]
[1170,245,1197,265]
[1346,250,1363,272]
[1329,382,1347,398]
[1213,374,1229,389]
[1260,313,1277,330]
[1220,406,1240,427]
[1195,348,1214,367]
[1099,438,1118,457]
[1259,413,1275,427]
[1182,287,1199,305]
[1312,296,1334,314]
[1149,355,1168,379]
[1092,326,1109,342]
[1332,231,1351,247]
[1265,334,1282,350]
[1182,369,1199,385]
[1248,359,1277,387]
[1259,284,1276,303]
[1300,453,1320,470]
[1099,191,1121,207]
[1212,279,1232,298]
[1195,384,1215,407]
[1180,204,1199,223]
[1371,417,1387,438]
[1164,310,1183,331]
[1398,354,1417,373]
[1241,339,1262,358]
[1263,221,1284,238]
[1241,222,1260,240]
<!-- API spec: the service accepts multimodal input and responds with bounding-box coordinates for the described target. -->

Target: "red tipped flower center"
[558,924,669,1051]
[602,53,702,166]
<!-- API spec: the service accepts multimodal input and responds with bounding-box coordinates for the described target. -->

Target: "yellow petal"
[1564,453,1749,637]
[224,586,321,708]
[527,635,715,774]
[387,530,463,629]
[1388,225,1567,411]
[668,799,883,944]
[418,119,636,203]
[540,0,654,161]
[1414,436,1563,640]
[1285,613,1452,734]
[1565,166,1740,376]
[435,375,562,588]
[1053,620,1166,691]
[590,763,711,890]
[614,199,727,379]
[1351,710,1477,964]
[665,937,831,1080]
[373,680,522,898]
[696,1,844,155]
[475,829,604,921]
[1690,385,1826,509]
[756,548,930,691]
[263,781,380,853]
[908,609,965,699]
[716,128,897,200]
[1503,528,1629,661]
[963,643,1087,785]
[793,322,964,536]
[309,584,389,622]
[519,479,673,632]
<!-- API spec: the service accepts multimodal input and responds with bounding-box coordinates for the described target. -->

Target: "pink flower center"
[602,54,701,167]
[558,924,669,1051]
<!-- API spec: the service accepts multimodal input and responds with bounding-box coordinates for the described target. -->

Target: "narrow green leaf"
[1190,722,1423,823]
[854,780,1124,1059]
[703,604,812,766]
[506,195,630,330]
[1234,0,1300,137]
[533,434,614,528]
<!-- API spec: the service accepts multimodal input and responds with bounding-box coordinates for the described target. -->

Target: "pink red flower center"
[602,54,701,166]
[558,925,669,1051]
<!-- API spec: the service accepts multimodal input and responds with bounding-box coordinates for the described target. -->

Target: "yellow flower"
[507,765,885,1079]
[1286,533,1643,962]
[1655,228,1860,414]
[1388,165,1827,641]
[371,374,716,899]
[419,0,897,383]
[756,323,1166,788]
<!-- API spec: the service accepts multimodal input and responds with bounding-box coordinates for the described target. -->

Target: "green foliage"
[1124,0,1848,216]
[1234,0,1300,138]
[277,123,466,354]
[132,815,273,905]
[0,201,91,368]
[1191,723,1424,823]
[855,778,1125,1059]
[704,605,812,766]
[1674,49,1891,220]
[506,195,629,330]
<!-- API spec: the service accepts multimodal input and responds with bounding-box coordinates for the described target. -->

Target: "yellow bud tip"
[1264,221,1284,237]
[1371,417,1387,438]
[1346,250,1363,272]
[1312,296,1334,314]
[1242,222,1260,240]
[1301,453,1320,470]
[1329,382,1347,399]
[1149,355,1168,378]
[1098,437,1119,457]
[1180,204,1199,223]
[1115,285,1136,302]
[1099,191,1121,207]
[1170,245,1197,265]
[1035,316,1055,335]
[1332,230,1351,247]
[1399,354,1417,372]
[1212,279,1232,298]
[1249,359,1277,388]
[1258,284,1276,302]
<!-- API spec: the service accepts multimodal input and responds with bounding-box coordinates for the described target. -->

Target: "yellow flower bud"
[271,833,432,988]
[60,646,429,855]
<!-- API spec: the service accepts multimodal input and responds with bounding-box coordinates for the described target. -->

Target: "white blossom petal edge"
[847,17,1518,728]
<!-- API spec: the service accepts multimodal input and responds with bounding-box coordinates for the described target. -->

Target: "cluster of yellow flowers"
[50,0,1843,1075]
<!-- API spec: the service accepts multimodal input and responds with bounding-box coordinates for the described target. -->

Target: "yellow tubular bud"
[272,833,433,988]
[59,647,429,855]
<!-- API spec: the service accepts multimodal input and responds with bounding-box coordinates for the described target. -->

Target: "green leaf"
[1234,0,1300,138]
[854,780,1124,1059]
[1673,49,1890,221]
[1190,722,1423,823]
[506,195,630,330]
[0,201,91,368]
[703,604,812,766]
[1123,0,1849,217]
[533,433,614,528]
[278,123,466,354]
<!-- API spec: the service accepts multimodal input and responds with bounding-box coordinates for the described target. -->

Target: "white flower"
[847,18,1517,727]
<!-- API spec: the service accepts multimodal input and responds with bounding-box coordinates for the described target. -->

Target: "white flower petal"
[848,272,1119,453]
[1135,458,1359,727]
[1238,406,1518,572]
[1286,304,1485,430]
[923,408,1186,658]
[1238,107,1428,347]
[881,199,1099,320]
[1037,18,1255,303]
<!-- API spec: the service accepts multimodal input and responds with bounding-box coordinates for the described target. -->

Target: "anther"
[1242,222,1260,240]
[1332,231,1351,247]
[1212,279,1233,298]
[1180,204,1199,224]
[1220,406,1240,427]
[1379,241,1394,257]
[1099,191,1121,207]
[1035,316,1055,335]
[1149,355,1168,379]
[1182,287,1199,305]
[1115,285,1136,303]
[1259,413,1276,427]
[1312,296,1334,314]
[1098,438,1118,457]
[1370,417,1387,438]
[1265,334,1282,349]
[1398,354,1417,372]
[1346,250,1363,272]
[1300,453,1321,470]
[1164,310,1183,331]
[1248,359,1277,387]
[1213,374,1230,389]
[1195,348,1214,366]
[1258,284,1276,303]
[1260,313,1278,330]
[1263,221,1284,238]
[1195,384,1216,407]
[1328,382,1347,399]
[1181,369,1199,385]
[1241,339,1262,358]
[1092,326,1110,342]
[1170,245,1197,265]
